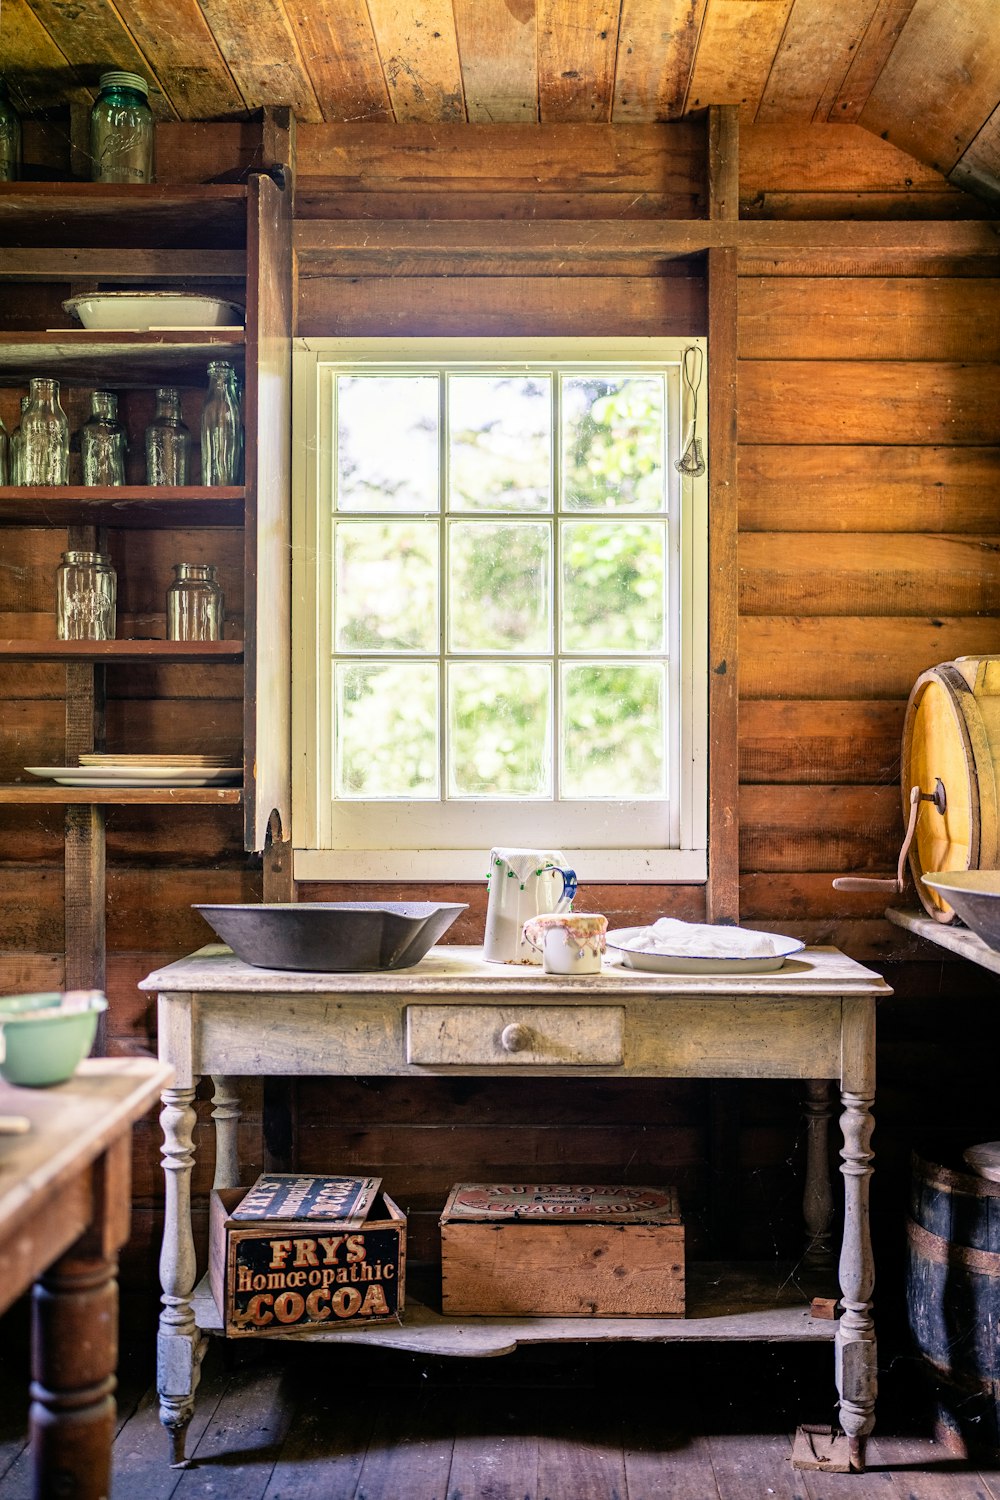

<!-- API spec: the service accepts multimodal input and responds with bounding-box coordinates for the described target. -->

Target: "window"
[292,338,707,882]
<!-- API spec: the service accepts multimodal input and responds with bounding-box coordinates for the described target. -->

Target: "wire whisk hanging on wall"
[674,345,706,478]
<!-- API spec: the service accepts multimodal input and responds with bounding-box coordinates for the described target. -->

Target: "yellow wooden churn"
[835,656,1000,921]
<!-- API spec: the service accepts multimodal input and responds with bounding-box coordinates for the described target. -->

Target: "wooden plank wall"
[282,120,1000,1280]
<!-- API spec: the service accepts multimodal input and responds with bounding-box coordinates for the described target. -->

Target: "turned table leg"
[836,1089,876,1470]
[30,1246,118,1500]
[803,1079,834,1266]
[210,1075,242,1191]
[157,1083,205,1466]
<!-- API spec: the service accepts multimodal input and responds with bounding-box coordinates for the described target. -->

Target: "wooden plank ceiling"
[3,0,1000,201]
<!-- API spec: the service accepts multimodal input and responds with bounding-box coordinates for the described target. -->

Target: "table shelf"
[191,1262,837,1354]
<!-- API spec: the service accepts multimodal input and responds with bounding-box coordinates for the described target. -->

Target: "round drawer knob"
[500,1023,532,1053]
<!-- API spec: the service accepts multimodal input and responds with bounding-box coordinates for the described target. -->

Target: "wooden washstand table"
[141,944,889,1469]
[0,1057,173,1500]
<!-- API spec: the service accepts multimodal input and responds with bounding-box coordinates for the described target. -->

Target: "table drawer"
[405,1004,624,1066]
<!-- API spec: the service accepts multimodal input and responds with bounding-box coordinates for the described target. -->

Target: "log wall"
[5,118,999,1300]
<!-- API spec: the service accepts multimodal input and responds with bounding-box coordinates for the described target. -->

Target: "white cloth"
[620,918,777,958]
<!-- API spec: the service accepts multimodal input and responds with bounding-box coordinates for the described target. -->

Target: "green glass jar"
[0,81,21,182]
[89,71,153,184]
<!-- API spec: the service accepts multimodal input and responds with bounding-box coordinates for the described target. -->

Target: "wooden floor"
[1,1311,999,1500]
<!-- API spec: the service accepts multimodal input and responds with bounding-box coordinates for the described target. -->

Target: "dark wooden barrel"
[907,1151,1000,1459]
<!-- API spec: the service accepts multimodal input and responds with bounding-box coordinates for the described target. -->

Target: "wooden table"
[141,944,889,1469]
[0,1057,174,1500]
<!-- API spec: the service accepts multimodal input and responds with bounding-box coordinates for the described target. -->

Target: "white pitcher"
[483,847,577,964]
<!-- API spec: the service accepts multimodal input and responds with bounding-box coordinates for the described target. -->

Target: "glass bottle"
[89,71,153,184]
[0,414,8,487]
[21,378,69,486]
[0,82,21,182]
[10,395,28,485]
[166,563,224,641]
[57,551,117,640]
[81,390,126,486]
[201,362,243,486]
[145,386,191,485]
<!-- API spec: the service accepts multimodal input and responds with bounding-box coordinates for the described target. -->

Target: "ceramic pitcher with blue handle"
[483,847,577,964]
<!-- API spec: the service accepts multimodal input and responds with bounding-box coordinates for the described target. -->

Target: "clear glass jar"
[81,390,126,486]
[145,386,191,485]
[0,83,21,182]
[89,71,153,184]
[10,395,28,485]
[21,378,69,486]
[201,362,243,486]
[57,551,117,640]
[166,563,224,641]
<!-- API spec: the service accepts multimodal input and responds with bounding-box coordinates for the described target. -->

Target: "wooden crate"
[440,1184,684,1317]
[210,1185,405,1337]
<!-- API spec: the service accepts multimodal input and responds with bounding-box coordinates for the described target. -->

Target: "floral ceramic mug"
[521,912,608,975]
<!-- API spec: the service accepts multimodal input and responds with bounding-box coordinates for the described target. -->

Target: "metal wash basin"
[193,901,467,972]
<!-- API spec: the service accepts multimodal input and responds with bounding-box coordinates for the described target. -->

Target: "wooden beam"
[708,105,740,221]
[706,246,739,927]
[293,218,1000,268]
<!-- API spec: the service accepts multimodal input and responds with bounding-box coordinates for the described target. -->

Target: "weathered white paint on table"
[140,943,889,1469]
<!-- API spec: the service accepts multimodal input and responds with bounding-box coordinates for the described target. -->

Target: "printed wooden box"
[440,1183,685,1317]
[210,1182,405,1337]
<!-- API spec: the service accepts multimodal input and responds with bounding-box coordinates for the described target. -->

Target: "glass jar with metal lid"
[89,71,153,184]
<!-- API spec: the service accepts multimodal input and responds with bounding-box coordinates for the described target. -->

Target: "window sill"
[292,849,708,884]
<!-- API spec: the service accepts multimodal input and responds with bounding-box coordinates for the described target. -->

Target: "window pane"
[337,375,438,512]
[448,662,551,797]
[561,664,665,797]
[561,521,666,653]
[448,376,551,512]
[335,663,439,798]
[335,521,438,652]
[448,521,550,652]
[562,376,665,512]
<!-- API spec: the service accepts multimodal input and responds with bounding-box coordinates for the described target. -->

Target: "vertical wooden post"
[705,244,739,925]
[64,652,106,1044]
[262,810,296,1171]
[708,104,740,221]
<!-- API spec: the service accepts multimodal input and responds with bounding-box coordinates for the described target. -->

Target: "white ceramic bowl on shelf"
[62,292,245,331]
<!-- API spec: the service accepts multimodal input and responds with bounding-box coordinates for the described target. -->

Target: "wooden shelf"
[0,331,245,386]
[0,487,245,528]
[886,906,1000,975]
[0,639,244,662]
[191,1262,836,1351]
[0,183,248,249]
[0,785,242,805]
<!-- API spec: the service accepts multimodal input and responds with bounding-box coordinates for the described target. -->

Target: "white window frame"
[291,336,708,883]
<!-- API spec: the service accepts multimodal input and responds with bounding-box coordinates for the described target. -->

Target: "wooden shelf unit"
[0,145,292,1001]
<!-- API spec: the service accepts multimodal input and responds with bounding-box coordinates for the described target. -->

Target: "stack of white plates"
[27,754,241,787]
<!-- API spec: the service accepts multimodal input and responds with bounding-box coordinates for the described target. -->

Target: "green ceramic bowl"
[0,993,107,1087]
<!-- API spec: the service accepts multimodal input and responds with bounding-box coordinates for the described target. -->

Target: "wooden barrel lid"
[902,660,1000,921]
